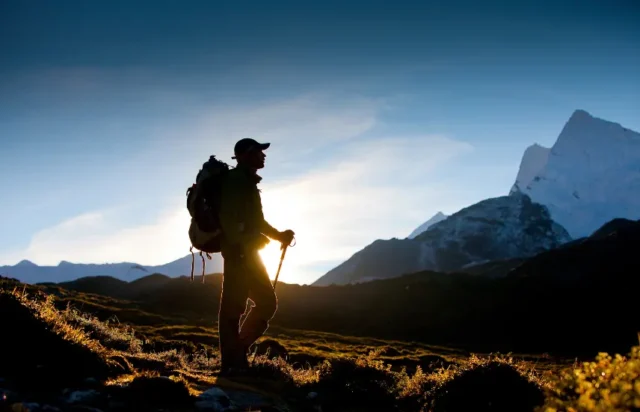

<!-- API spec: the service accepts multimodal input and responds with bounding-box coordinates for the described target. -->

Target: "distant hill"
[507,217,640,282]
[49,273,175,301]
[55,275,129,298]
[127,273,173,299]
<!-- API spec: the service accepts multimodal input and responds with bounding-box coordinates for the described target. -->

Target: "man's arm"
[255,188,281,240]
[260,217,281,240]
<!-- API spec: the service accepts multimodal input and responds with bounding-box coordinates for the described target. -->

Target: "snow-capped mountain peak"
[511,109,640,238]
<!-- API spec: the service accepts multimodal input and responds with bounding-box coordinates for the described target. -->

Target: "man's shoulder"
[226,167,249,182]
[222,168,254,190]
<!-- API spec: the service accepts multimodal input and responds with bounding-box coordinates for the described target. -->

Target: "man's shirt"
[218,164,279,253]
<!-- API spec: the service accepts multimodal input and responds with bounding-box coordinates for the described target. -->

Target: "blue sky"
[1,0,639,284]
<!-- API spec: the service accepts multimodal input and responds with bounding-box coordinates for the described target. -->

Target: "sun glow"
[256,183,319,285]
[258,240,289,282]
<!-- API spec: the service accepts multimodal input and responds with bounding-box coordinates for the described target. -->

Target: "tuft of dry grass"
[420,354,547,412]
[60,301,144,352]
[10,286,106,354]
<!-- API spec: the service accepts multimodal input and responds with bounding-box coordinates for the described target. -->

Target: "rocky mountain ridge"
[313,192,571,285]
[0,253,223,285]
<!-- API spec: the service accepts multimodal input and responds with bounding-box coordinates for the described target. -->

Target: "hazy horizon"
[1,0,639,285]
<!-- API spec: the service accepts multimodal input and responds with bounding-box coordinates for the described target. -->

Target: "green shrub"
[538,344,640,412]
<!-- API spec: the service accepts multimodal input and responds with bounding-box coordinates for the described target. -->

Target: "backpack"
[186,155,230,283]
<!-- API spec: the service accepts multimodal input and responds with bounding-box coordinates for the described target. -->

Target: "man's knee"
[264,293,278,319]
[254,291,277,320]
[219,269,248,314]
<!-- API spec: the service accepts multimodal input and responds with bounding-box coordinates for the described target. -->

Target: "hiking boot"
[218,365,250,378]
[219,357,250,378]
[219,351,249,377]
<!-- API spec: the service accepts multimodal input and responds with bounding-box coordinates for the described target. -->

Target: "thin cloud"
[0,203,191,266]
[132,92,385,186]
[164,93,384,164]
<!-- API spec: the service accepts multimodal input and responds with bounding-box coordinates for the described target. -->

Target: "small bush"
[305,349,399,410]
[427,360,545,412]
[537,344,640,412]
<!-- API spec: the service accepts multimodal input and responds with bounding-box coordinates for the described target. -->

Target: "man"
[217,137,295,375]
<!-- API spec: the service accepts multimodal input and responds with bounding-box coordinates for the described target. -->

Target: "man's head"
[232,138,270,170]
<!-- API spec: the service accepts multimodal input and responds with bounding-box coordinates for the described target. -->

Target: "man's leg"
[218,256,250,372]
[238,250,278,350]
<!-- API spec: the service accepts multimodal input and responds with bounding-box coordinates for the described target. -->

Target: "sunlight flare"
[258,241,287,282]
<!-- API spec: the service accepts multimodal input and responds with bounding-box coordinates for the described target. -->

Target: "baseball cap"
[232,138,271,159]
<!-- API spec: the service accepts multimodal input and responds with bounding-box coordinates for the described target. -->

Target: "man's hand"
[278,229,295,248]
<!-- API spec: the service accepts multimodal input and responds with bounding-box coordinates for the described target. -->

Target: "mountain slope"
[507,217,640,282]
[0,253,223,285]
[407,211,448,239]
[313,193,571,286]
[510,109,640,238]
[311,238,426,286]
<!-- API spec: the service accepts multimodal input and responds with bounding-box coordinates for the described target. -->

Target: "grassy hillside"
[2,276,639,411]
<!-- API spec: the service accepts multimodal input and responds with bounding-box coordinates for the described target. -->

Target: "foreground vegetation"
[1,276,639,412]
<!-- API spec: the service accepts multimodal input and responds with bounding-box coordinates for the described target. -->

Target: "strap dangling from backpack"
[199,251,205,282]
[204,252,212,283]
[190,246,195,282]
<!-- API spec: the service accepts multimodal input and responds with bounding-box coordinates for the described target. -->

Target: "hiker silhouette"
[216,138,295,376]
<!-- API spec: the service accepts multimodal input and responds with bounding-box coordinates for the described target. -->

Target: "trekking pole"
[272,236,295,291]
